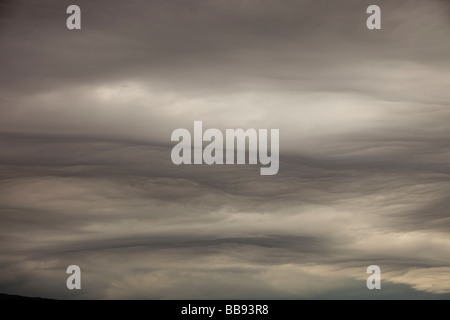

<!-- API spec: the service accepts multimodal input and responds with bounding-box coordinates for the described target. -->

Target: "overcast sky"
[0,0,449,299]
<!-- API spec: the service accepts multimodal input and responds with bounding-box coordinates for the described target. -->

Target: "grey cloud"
[1,0,449,299]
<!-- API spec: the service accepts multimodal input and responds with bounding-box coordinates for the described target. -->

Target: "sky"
[0,0,449,299]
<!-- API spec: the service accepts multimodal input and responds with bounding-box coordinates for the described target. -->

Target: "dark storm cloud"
[1,0,449,299]
[1,0,448,94]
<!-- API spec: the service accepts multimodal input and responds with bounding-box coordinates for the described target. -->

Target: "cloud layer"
[0,0,449,299]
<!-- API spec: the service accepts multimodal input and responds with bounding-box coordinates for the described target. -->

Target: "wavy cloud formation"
[0,0,449,299]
